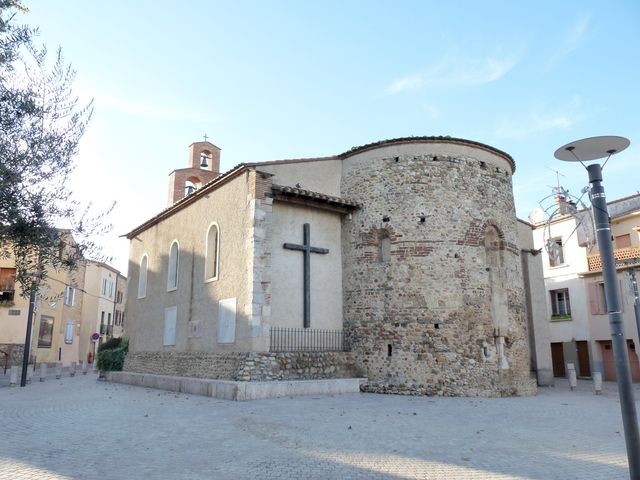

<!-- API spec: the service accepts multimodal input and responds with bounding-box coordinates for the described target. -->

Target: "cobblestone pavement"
[0,374,637,479]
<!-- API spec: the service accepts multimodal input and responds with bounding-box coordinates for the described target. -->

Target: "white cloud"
[75,86,213,123]
[547,12,592,68]
[385,54,518,95]
[96,92,213,123]
[494,96,584,139]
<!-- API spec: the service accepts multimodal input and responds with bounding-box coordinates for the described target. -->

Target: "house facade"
[532,193,640,381]
[124,137,549,396]
[0,237,85,367]
[79,261,127,363]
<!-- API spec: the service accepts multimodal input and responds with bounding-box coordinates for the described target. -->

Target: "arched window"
[167,241,179,290]
[200,150,211,168]
[185,180,197,196]
[184,176,202,197]
[483,225,503,267]
[205,223,220,281]
[138,254,148,298]
[379,230,391,263]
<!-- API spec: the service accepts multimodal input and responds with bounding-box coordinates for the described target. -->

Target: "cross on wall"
[283,223,329,329]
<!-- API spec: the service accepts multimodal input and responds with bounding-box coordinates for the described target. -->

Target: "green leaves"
[1,3,110,298]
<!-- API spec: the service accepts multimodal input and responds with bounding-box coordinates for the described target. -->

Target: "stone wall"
[340,140,537,396]
[0,343,24,367]
[124,351,359,381]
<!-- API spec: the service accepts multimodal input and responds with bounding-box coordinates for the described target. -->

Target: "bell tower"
[167,139,221,205]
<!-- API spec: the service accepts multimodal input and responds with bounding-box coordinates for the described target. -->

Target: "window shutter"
[550,291,558,315]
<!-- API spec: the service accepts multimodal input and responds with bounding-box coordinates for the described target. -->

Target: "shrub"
[98,336,123,353]
[97,338,128,372]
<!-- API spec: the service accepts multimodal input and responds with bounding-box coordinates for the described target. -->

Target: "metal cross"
[283,223,329,328]
[203,133,209,142]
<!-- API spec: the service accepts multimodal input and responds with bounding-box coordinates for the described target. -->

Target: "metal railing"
[99,324,113,336]
[269,327,347,352]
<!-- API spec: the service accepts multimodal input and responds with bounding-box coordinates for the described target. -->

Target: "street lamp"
[555,135,640,479]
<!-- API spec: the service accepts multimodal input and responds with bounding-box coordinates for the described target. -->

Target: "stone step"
[107,371,366,401]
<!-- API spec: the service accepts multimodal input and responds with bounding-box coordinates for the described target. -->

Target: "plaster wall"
[126,171,259,354]
[517,220,553,385]
[269,202,343,330]
[257,158,342,196]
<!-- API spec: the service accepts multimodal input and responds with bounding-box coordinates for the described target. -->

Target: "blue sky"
[19,1,640,274]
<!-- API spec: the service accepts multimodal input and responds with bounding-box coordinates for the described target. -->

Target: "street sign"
[90,332,100,342]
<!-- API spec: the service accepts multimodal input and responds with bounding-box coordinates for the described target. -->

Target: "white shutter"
[218,298,236,343]
[163,306,177,346]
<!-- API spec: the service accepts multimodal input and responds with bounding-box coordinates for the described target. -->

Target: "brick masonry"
[340,144,537,396]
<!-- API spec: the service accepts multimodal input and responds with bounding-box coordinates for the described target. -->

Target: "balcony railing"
[587,246,640,271]
[100,324,113,336]
[269,327,347,352]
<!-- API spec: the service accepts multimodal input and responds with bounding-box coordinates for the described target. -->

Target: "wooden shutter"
[588,283,600,315]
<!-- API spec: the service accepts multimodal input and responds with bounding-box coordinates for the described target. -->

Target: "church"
[123,136,549,397]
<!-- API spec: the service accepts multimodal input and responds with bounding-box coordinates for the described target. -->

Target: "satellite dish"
[528,208,545,224]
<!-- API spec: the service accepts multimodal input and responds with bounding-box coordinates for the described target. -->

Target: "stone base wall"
[0,344,25,367]
[124,351,359,381]
[347,319,537,397]
[236,352,359,381]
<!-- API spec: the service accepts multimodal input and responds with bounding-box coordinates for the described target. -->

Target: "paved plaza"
[0,373,637,479]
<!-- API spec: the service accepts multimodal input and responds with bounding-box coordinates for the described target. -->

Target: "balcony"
[0,284,15,305]
[587,246,640,271]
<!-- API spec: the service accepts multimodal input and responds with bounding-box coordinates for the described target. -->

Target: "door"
[600,340,640,382]
[551,342,565,378]
[576,341,591,378]
[628,340,640,382]
[601,341,616,381]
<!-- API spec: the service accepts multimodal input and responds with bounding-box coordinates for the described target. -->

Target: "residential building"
[532,193,640,381]
[79,261,127,363]
[0,234,85,367]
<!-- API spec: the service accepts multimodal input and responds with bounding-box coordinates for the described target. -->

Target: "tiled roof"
[338,136,515,171]
[272,185,360,209]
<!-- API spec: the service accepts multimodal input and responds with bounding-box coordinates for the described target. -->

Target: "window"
[37,315,54,348]
[138,254,148,298]
[167,241,179,290]
[0,267,16,302]
[205,224,220,281]
[589,282,625,315]
[550,289,571,319]
[108,281,114,298]
[616,234,631,249]
[379,231,391,263]
[64,320,74,344]
[107,313,112,325]
[164,306,177,346]
[64,286,75,306]
[218,298,236,343]
[548,238,565,267]
[102,278,107,295]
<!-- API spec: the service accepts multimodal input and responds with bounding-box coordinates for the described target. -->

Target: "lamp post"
[20,280,38,387]
[555,136,640,479]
